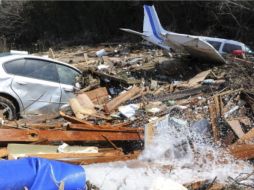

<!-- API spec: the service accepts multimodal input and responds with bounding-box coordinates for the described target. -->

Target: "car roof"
[0,54,81,73]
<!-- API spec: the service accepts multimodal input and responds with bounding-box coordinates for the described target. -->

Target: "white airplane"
[121,5,253,63]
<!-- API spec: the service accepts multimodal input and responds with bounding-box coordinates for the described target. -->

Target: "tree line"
[0,1,254,51]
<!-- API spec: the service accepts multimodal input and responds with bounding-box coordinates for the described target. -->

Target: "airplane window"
[222,43,241,53]
[207,41,221,51]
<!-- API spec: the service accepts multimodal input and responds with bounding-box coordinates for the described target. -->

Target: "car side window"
[207,41,222,51]
[23,59,59,83]
[56,64,80,86]
[222,43,241,53]
[4,59,26,75]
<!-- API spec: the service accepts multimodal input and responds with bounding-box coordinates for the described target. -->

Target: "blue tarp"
[0,157,86,190]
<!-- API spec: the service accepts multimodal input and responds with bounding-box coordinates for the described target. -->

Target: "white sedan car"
[0,54,81,120]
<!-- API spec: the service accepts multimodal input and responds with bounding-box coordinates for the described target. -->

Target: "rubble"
[1,43,254,189]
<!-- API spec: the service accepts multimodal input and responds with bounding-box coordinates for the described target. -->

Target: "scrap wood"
[84,87,109,104]
[209,103,219,142]
[12,113,60,125]
[68,124,144,133]
[241,91,254,113]
[90,70,140,85]
[0,128,144,142]
[102,135,121,150]
[226,119,245,138]
[104,86,141,113]
[235,128,254,144]
[60,111,134,130]
[75,93,95,110]
[12,150,125,160]
[153,86,208,102]
[188,69,211,87]
[79,151,140,165]
[69,98,111,120]
[237,116,251,126]
[213,95,221,117]
[2,122,63,130]
[0,147,8,158]
[229,144,254,160]
[60,111,94,126]
[216,88,243,97]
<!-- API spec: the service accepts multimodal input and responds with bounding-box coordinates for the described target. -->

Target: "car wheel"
[0,96,17,120]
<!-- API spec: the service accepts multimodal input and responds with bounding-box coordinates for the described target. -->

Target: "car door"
[55,63,81,106]
[6,58,61,115]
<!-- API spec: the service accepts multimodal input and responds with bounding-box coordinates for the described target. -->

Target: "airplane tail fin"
[143,5,165,39]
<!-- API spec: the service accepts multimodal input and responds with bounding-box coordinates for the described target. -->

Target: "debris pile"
[1,43,254,189]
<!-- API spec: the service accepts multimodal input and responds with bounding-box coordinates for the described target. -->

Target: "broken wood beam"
[84,87,109,104]
[235,128,254,144]
[104,86,141,113]
[0,128,143,142]
[0,147,8,158]
[229,144,254,160]
[209,103,219,142]
[226,119,245,138]
[68,123,144,133]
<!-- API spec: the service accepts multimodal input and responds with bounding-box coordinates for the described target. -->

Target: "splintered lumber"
[7,143,138,165]
[0,147,8,158]
[229,144,254,160]
[7,143,99,159]
[84,87,109,104]
[60,111,139,131]
[68,124,144,133]
[69,97,96,119]
[78,152,140,165]
[188,69,211,87]
[235,128,254,144]
[90,70,140,85]
[214,95,221,116]
[104,86,141,113]
[76,93,95,110]
[69,98,111,120]
[226,119,245,138]
[0,128,143,142]
[209,103,219,141]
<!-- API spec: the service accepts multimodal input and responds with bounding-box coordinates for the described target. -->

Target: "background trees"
[0,1,253,51]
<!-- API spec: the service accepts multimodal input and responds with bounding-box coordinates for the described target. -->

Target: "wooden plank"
[104,86,141,113]
[188,70,211,87]
[229,144,254,160]
[226,119,245,138]
[0,128,144,142]
[76,93,95,110]
[84,87,109,104]
[214,95,221,116]
[60,111,132,129]
[69,98,96,119]
[209,103,219,142]
[69,98,111,120]
[0,147,8,158]
[68,124,144,133]
[16,151,124,160]
[236,128,254,144]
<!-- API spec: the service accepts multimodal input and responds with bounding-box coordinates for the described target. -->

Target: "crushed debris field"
[0,42,254,190]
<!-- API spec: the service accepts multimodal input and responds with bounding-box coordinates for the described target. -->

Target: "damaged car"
[0,54,81,120]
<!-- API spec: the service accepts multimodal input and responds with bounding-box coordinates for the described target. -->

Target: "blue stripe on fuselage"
[144,5,163,41]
